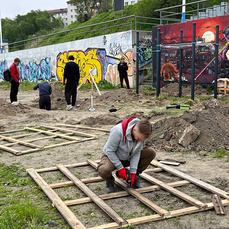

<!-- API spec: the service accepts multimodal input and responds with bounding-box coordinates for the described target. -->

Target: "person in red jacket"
[10,58,21,105]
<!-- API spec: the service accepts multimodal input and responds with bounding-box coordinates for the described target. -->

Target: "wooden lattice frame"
[0,124,108,156]
[27,160,229,229]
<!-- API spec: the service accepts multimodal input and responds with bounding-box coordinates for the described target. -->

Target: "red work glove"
[130,173,136,187]
[117,168,127,181]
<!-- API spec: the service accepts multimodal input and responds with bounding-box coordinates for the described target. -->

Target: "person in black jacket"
[33,82,52,110]
[118,57,130,89]
[63,55,80,111]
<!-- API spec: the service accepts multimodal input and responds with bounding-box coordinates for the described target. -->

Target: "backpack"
[3,69,13,82]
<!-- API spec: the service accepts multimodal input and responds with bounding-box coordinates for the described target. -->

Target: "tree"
[69,0,112,22]
[2,10,64,44]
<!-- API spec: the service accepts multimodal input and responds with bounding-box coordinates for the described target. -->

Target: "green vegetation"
[0,81,37,90]
[214,148,229,161]
[0,163,70,228]
[2,10,64,45]
[0,199,47,229]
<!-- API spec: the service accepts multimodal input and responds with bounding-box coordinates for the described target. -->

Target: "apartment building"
[124,0,139,6]
[48,8,68,26]
[48,1,78,26]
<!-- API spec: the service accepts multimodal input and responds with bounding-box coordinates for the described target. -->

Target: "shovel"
[166,104,190,110]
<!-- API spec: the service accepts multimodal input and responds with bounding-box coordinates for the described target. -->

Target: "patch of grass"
[0,163,29,187]
[218,97,229,103]
[84,152,93,158]
[0,199,47,229]
[170,96,191,104]
[0,81,11,89]
[156,94,168,100]
[143,87,156,92]
[196,95,213,100]
[97,80,119,90]
[166,109,184,117]
[206,86,214,94]
[214,148,229,159]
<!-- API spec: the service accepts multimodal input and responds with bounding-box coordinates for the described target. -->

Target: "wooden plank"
[140,172,207,209]
[26,168,86,229]
[87,160,170,217]
[64,180,190,206]
[34,162,161,174]
[90,73,102,96]
[0,135,42,149]
[0,144,20,155]
[50,170,180,189]
[35,160,101,173]
[56,123,110,132]
[4,132,74,147]
[24,127,83,141]
[151,160,229,200]
[50,176,104,188]
[88,199,229,229]
[115,177,170,217]
[42,125,97,138]
[57,164,127,226]
[0,129,24,134]
[77,70,93,90]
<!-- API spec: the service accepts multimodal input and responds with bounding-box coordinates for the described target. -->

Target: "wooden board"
[140,172,207,209]
[27,160,229,229]
[27,168,86,229]
[151,160,229,200]
[0,125,98,156]
[63,180,190,206]
[57,164,127,226]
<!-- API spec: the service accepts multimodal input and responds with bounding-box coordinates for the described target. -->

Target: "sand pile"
[161,82,210,97]
[0,98,30,116]
[77,88,143,110]
[145,99,229,152]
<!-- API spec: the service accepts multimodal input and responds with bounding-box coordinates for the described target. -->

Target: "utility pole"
[0,6,3,53]
[181,0,186,22]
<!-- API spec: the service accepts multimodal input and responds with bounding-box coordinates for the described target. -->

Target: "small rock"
[178,125,200,147]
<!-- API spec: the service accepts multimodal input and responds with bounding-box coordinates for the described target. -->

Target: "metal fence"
[155,0,229,25]
[8,15,160,52]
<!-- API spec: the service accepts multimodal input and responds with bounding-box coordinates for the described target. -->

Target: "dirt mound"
[0,98,30,116]
[80,114,121,126]
[161,82,210,97]
[77,88,143,111]
[50,85,66,110]
[145,99,229,152]
[30,84,66,110]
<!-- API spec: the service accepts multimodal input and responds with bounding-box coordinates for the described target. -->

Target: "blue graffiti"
[0,58,54,82]
[0,60,7,80]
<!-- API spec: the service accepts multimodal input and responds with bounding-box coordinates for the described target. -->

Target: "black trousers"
[39,95,51,110]
[10,80,19,103]
[65,82,77,106]
[119,75,130,89]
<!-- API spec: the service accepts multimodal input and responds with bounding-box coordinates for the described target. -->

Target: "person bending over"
[98,117,156,193]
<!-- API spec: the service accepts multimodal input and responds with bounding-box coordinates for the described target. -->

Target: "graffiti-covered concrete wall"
[0,30,135,87]
[0,30,153,87]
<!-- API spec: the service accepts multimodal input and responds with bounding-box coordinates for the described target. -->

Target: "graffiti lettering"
[57,49,102,83]
[0,58,54,82]
[109,43,122,56]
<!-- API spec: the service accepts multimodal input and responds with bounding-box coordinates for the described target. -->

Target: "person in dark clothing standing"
[63,55,80,111]
[118,57,130,89]
[33,82,52,110]
[10,58,21,105]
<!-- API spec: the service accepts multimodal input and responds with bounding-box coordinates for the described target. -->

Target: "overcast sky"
[1,0,68,19]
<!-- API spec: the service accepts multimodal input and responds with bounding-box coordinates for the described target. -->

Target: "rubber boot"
[132,175,143,189]
[106,176,115,193]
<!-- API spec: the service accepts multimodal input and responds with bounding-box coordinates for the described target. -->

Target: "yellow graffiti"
[57,49,102,83]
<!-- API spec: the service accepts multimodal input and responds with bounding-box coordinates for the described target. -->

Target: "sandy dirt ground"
[0,85,229,229]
